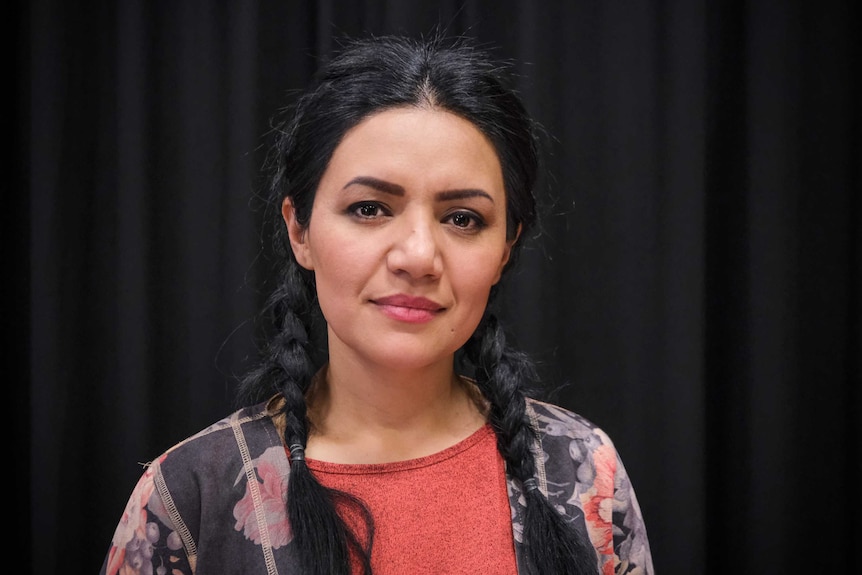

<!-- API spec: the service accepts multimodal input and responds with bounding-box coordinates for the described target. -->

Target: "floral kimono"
[100,398,653,574]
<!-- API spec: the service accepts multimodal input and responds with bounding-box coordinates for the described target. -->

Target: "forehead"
[319,107,505,195]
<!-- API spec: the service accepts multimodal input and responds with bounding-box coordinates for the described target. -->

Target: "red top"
[306,424,518,574]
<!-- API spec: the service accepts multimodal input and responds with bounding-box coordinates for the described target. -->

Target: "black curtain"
[18,1,859,574]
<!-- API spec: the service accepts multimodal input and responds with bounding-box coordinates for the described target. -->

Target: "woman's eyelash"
[446,211,487,230]
[347,202,389,218]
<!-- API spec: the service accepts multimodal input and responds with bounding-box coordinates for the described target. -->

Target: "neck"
[305,360,487,464]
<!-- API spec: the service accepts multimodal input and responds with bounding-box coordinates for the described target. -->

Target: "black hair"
[239,34,598,575]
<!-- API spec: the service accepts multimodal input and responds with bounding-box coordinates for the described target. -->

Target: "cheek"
[452,250,507,312]
[445,265,499,352]
[311,256,355,329]
[307,230,377,305]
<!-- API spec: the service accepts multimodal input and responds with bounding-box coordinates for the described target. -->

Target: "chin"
[359,342,460,372]
[372,352,447,371]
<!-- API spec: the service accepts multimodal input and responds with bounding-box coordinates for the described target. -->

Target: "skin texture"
[282,106,518,463]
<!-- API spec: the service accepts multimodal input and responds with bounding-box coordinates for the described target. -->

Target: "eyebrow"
[343,176,495,203]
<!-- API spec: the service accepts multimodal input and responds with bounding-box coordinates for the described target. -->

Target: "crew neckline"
[304,423,494,475]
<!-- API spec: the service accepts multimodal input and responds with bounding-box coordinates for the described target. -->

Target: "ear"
[492,223,522,284]
[282,197,314,270]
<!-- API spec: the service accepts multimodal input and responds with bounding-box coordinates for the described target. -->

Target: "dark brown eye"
[348,202,384,218]
[451,213,472,227]
[446,211,485,231]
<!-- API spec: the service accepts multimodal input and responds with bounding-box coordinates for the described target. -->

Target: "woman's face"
[283,107,516,372]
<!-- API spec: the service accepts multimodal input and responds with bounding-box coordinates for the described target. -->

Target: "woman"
[101,35,654,575]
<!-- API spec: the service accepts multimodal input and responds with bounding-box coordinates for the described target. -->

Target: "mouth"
[371,294,446,323]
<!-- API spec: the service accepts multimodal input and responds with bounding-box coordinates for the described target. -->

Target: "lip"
[371,294,445,323]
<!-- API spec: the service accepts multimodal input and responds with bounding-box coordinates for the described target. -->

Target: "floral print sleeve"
[100,455,193,575]
[524,399,655,575]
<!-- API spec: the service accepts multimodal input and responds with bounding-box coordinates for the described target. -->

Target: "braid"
[240,258,374,575]
[236,245,317,400]
[466,314,599,575]
[467,314,540,479]
[283,376,374,575]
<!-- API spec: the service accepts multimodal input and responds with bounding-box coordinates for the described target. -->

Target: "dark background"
[15,1,860,574]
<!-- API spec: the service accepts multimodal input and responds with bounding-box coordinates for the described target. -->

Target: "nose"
[386,214,443,279]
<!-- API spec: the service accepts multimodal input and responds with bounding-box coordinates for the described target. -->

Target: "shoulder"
[130,400,287,540]
[524,397,627,514]
[148,402,289,552]
[162,400,281,459]
[153,400,286,493]
[524,397,623,485]
[525,398,655,574]
[104,401,292,574]
[525,397,612,447]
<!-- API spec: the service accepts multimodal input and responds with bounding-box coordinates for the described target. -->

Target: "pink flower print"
[233,446,292,549]
[579,443,617,575]
[105,456,165,575]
